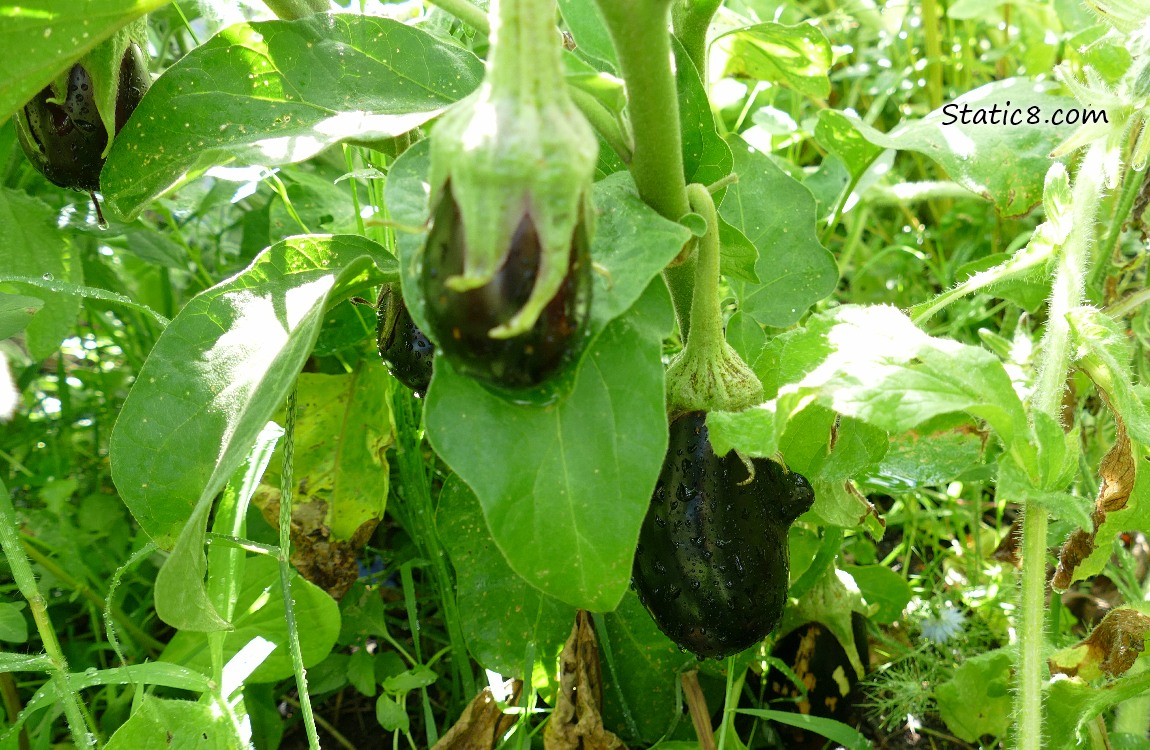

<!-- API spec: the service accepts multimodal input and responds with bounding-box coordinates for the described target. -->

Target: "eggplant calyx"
[665,184,763,420]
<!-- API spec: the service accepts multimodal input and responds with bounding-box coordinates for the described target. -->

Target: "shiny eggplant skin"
[419,186,591,389]
[765,614,869,749]
[633,411,815,660]
[17,44,149,192]
[377,292,435,396]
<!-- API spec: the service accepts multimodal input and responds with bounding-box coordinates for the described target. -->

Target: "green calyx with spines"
[427,0,598,339]
[665,184,764,420]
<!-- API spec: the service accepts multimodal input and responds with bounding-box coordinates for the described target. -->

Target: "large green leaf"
[102,15,484,218]
[717,22,833,99]
[109,234,395,630]
[720,137,838,328]
[383,141,680,611]
[1045,667,1150,746]
[258,366,392,541]
[708,305,1028,472]
[0,0,168,124]
[0,189,82,360]
[436,473,575,676]
[159,555,339,682]
[675,38,731,187]
[557,0,616,71]
[845,79,1079,216]
[105,695,242,749]
[599,593,696,743]
[424,284,673,612]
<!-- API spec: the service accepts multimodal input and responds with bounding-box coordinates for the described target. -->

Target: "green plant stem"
[262,0,328,19]
[490,0,564,96]
[20,539,164,653]
[277,389,321,750]
[593,0,695,336]
[566,86,633,164]
[683,184,723,358]
[0,479,93,748]
[1106,286,1150,318]
[671,0,722,76]
[921,0,944,112]
[590,0,691,220]
[1016,142,1107,750]
[394,390,477,698]
[1089,164,1146,295]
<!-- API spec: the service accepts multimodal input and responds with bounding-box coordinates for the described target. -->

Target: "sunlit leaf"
[102,15,484,218]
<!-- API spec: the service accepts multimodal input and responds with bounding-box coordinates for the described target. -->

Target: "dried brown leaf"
[991,517,1023,567]
[1049,608,1150,680]
[544,611,626,750]
[1053,399,1136,590]
[253,489,377,599]
[433,680,522,750]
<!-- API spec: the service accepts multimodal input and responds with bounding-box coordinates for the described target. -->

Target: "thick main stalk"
[1016,143,1106,750]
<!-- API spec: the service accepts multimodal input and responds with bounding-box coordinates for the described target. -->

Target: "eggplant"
[420,186,591,389]
[17,43,149,193]
[632,411,814,659]
[377,288,435,396]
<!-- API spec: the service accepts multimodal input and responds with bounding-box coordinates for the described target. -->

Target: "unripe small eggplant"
[420,186,591,389]
[376,287,435,396]
[633,411,814,660]
[416,0,598,389]
[17,42,149,193]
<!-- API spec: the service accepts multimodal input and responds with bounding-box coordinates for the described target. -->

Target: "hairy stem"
[278,389,321,750]
[671,0,722,76]
[0,479,93,748]
[1016,142,1107,750]
[593,0,695,336]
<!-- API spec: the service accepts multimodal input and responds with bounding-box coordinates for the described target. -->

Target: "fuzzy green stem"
[671,0,722,76]
[262,0,328,20]
[665,186,763,417]
[1016,142,1107,750]
[1088,164,1145,296]
[593,0,689,221]
[0,479,93,748]
[20,539,164,653]
[278,389,321,750]
[489,0,565,97]
[422,0,636,166]
[566,86,633,164]
[685,184,724,359]
[593,0,695,336]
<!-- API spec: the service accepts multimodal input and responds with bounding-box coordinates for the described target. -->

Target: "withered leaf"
[433,680,522,750]
[1053,398,1136,591]
[544,611,626,750]
[1048,608,1150,680]
[254,489,378,599]
[991,517,1023,567]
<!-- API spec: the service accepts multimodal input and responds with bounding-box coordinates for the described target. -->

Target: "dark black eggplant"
[765,613,870,749]
[17,43,149,192]
[420,185,591,389]
[377,288,435,396]
[632,411,815,660]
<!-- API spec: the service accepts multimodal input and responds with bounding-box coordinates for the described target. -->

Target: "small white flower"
[920,606,966,644]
